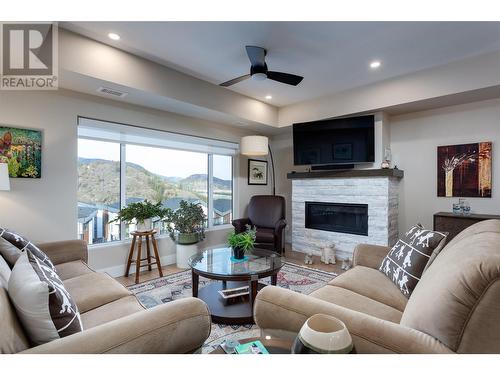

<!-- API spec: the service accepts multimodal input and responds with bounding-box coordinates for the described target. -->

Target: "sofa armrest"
[254,286,452,354]
[352,243,390,269]
[232,218,251,233]
[21,297,211,354]
[37,240,88,265]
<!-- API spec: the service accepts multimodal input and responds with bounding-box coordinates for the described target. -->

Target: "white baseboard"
[97,254,177,278]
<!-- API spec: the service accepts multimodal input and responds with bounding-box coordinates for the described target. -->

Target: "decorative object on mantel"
[433,211,500,242]
[304,252,314,265]
[437,142,492,198]
[341,258,352,271]
[320,244,336,265]
[291,314,354,354]
[247,159,268,186]
[241,135,276,195]
[0,126,42,178]
[0,163,10,191]
[381,147,392,169]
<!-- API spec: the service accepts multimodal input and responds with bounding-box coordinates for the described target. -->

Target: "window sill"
[88,224,233,250]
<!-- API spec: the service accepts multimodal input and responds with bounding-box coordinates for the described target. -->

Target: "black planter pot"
[232,246,246,260]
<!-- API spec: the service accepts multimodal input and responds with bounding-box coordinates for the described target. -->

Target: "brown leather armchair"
[232,195,286,254]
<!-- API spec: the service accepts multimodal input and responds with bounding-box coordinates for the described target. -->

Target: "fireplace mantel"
[287,168,404,179]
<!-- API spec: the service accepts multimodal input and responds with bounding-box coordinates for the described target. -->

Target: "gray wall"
[0,89,270,274]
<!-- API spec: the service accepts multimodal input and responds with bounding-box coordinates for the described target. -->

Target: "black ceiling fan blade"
[245,46,266,67]
[267,71,304,86]
[219,74,251,87]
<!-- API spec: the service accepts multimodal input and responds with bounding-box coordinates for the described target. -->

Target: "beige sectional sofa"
[1,240,211,354]
[254,219,500,354]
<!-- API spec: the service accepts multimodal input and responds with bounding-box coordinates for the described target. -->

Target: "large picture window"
[77,118,235,245]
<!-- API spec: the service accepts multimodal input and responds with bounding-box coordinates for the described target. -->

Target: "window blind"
[77,117,239,156]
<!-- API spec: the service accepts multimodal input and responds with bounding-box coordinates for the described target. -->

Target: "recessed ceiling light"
[370,60,381,69]
[265,95,272,100]
[108,33,120,41]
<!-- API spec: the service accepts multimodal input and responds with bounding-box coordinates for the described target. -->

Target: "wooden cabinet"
[433,212,500,242]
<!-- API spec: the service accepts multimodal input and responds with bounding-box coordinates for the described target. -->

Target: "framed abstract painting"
[437,142,491,198]
[0,126,42,178]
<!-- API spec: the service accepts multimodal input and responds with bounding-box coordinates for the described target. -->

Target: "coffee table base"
[198,281,266,325]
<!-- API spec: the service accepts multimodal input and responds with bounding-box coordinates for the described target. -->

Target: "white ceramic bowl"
[297,313,353,353]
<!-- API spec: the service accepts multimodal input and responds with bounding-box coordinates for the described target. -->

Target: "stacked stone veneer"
[292,176,400,261]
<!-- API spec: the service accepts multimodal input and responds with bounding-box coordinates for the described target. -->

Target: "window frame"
[77,126,236,247]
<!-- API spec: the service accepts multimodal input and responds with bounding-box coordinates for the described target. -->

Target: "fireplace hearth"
[305,202,368,236]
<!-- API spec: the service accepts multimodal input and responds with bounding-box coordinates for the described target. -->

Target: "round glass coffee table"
[189,247,283,324]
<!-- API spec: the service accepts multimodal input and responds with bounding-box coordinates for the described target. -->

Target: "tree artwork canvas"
[0,126,42,178]
[437,142,491,198]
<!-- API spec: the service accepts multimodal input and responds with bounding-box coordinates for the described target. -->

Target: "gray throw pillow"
[8,250,83,345]
[379,224,447,298]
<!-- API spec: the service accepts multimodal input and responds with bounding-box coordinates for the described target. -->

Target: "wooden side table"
[125,230,163,284]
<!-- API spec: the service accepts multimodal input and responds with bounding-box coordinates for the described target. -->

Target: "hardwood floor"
[115,246,345,287]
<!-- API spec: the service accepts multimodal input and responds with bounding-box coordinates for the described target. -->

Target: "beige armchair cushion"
[63,272,132,313]
[310,285,403,323]
[329,266,408,312]
[401,219,500,353]
[56,260,94,281]
[81,295,145,329]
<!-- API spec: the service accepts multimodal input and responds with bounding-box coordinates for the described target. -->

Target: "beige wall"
[390,98,500,231]
[0,89,270,275]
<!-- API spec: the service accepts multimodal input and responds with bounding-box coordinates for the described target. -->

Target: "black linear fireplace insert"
[305,202,368,236]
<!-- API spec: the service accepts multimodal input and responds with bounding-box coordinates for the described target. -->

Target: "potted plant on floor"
[163,200,206,268]
[112,200,167,232]
[227,225,257,260]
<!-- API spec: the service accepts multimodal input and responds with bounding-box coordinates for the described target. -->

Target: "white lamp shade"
[0,163,10,191]
[240,135,269,156]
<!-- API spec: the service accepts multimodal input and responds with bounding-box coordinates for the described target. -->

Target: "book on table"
[235,340,269,354]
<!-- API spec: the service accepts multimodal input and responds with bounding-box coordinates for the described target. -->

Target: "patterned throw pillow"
[8,250,83,345]
[0,227,56,270]
[379,224,447,298]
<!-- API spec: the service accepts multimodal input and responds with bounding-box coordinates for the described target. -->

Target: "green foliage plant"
[112,200,168,224]
[227,225,257,252]
[163,200,206,241]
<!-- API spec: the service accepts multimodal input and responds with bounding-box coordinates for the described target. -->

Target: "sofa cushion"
[379,224,447,297]
[0,227,56,271]
[0,254,30,354]
[81,295,145,329]
[63,272,132,313]
[8,251,83,345]
[401,220,500,353]
[329,266,408,312]
[56,260,94,281]
[310,285,403,323]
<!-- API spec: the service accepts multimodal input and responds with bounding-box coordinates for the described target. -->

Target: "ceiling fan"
[220,46,304,87]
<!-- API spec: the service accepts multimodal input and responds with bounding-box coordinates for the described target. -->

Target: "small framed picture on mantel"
[248,159,268,185]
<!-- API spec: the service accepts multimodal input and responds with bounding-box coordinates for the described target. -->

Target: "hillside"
[78,158,230,205]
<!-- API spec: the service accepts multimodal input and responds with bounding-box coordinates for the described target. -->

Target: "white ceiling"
[62,22,500,107]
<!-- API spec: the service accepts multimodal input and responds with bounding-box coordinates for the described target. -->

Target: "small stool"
[125,230,163,284]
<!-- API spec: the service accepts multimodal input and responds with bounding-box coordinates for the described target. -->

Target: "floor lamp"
[240,135,276,196]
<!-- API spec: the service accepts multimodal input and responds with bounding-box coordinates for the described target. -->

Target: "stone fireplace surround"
[288,169,403,261]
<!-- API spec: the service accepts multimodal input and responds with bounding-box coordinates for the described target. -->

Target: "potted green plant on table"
[112,200,167,232]
[227,225,257,260]
[163,200,206,268]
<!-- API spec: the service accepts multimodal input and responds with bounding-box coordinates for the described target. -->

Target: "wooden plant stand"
[125,230,163,284]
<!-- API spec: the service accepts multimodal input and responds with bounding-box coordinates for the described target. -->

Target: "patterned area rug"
[127,262,336,352]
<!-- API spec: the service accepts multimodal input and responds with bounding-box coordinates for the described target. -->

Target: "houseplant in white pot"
[112,200,167,232]
[164,200,206,268]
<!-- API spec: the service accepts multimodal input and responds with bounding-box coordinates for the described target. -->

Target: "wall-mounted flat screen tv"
[293,115,375,166]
